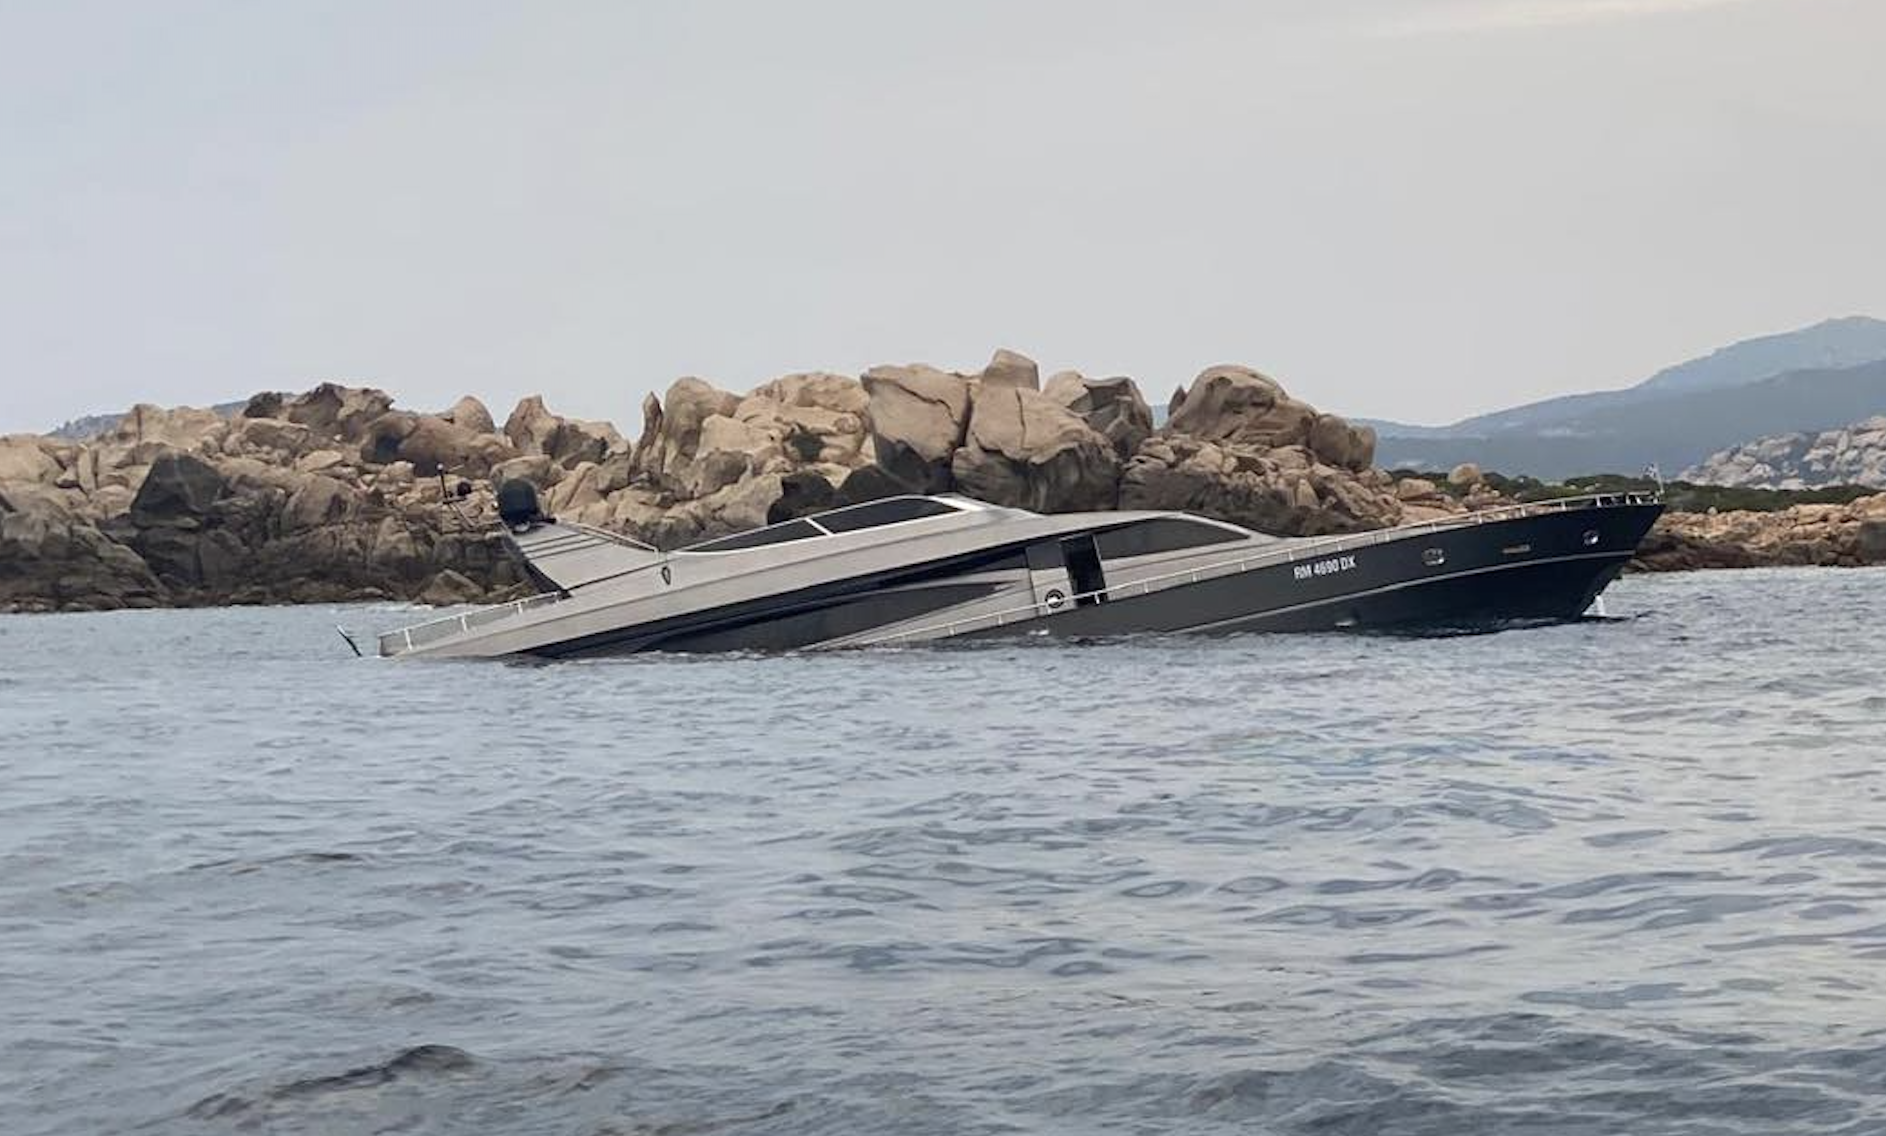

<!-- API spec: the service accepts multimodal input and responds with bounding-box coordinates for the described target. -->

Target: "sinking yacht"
[371,479,1663,658]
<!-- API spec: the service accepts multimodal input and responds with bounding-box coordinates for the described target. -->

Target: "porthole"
[1421,547,1446,567]
[1582,529,1601,547]
[1044,589,1067,610]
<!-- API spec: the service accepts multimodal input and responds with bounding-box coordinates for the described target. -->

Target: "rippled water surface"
[4,568,1885,1135]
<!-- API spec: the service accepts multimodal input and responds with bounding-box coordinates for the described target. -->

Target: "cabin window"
[814,496,961,533]
[1094,518,1242,559]
[687,519,824,552]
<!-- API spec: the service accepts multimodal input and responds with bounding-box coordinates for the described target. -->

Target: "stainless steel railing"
[377,590,568,656]
[854,492,1658,648]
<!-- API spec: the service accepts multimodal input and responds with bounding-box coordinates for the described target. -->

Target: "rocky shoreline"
[3,352,1883,614]
[1635,496,1886,571]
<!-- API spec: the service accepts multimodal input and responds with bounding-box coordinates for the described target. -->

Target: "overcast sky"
[4,0,1882,434]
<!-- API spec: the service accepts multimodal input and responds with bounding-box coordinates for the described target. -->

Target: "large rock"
[0,483,163,611]
[443,395,497,437]
[859,365,971,492]
[978,348,1040,391]
[0,435,64,485]
[734,375,870,468]
[490,454,563,491]
[833,463,917,506]
[503,396,622,469]
[1118,366,1402,536]
[1306,414,1376,473]
[950,385,1120,511]
[751,372,870,416]
[226,416,318,461]
[357,412,420,466]
[593,448,637,495]
[627,392,666,481]
[628,474,790,549]
[1121,435,1401,536]
[102,404,228,452]
[1859,518,1886,560]
[1042,372,1153,459]
[767,469,838,522]
[393,414,515,478]
[545,461,607,515]
[1165,365,1316,450]
[242,391,287,419]
[623,374,869,503]
[282,383,396,444]
[628,378,740,490]
[45,404,242,508]
[129,451,228,526]
[1120,365,1402,535]
[281,473,358,533]
[418,568,485,607]
[691,414,776,496]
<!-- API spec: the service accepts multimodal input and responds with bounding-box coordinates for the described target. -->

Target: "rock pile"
[1118,366,1403,535]
[0,350,1418,612]
[0,387,531,611]
[516,351,1406,546]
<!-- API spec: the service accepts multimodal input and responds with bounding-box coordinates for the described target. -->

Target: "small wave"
[186,1044,477,1122]
[188,850,368,874]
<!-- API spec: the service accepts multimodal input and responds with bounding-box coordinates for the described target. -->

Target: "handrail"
[854,492,1659,648]
[377,590,569,655]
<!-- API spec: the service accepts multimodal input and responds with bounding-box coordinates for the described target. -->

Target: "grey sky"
[4,0,1881,434]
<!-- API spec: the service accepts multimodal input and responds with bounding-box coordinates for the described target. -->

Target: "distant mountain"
[46,400,245,441]
[1374,357,1886,481]
[1634,315,1886,397]
[45,412,126,441]
[1364,316,1886,478]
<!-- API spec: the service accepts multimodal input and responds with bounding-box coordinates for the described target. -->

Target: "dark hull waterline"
[527,502,1663,657]
[953,505,1654,643]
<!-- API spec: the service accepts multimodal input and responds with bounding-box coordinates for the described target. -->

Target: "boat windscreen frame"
[676,495,973,554]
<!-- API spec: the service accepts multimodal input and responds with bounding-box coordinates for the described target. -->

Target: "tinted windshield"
[687,519,824,552]
[815,497,961,533]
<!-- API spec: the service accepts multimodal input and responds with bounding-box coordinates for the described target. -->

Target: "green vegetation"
[1387,470,1880,513]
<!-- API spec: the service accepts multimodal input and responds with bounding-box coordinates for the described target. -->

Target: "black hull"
[532,501,1663,656]
[969,502,1662,641]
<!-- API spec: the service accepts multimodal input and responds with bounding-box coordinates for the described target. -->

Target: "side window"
[1094,519,1241,559]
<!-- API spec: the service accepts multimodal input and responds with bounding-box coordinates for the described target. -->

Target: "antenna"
[437,469,480,532]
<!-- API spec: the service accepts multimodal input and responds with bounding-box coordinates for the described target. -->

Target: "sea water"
[3,568,1883,1135]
